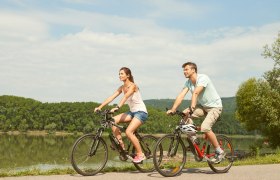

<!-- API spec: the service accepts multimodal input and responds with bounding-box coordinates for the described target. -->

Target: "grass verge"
[1,153,280,177]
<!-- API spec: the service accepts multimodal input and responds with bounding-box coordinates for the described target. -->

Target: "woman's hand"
[110,105,120,113]
[110,107,119,113]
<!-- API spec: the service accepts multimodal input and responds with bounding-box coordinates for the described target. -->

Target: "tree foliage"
[0,95,246,135]
[236,32,280,148]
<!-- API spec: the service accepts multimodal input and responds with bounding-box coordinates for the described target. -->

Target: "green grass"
[184,153,280,169]
[1,153,280,177]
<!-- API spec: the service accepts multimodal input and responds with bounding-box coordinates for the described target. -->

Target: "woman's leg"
[125,117,143,156]
[112,113,132,149]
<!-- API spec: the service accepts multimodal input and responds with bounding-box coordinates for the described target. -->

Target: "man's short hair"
[182,62,197,73]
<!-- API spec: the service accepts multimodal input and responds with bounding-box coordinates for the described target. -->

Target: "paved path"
[1,164,280,180]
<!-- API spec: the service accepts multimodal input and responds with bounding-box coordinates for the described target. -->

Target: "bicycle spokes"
[153,134,186,177]
[71,135,108,176]
[133,135,157,173]
[207,135,234,173]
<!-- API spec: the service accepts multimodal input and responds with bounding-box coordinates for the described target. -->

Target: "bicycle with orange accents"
[153,110,235,177]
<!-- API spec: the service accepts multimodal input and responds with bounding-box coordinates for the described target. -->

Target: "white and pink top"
[126,90,147,113]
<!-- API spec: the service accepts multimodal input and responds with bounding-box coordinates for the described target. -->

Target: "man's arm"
[167,87,189,114]
[190,86,204,110]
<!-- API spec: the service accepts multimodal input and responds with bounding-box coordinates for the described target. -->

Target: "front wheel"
[132,135,158,172]
[207,135,234,173]
[71,134,108,176]
[153,134,186,177]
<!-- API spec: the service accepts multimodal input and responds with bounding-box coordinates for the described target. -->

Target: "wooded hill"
[0,95,248,134]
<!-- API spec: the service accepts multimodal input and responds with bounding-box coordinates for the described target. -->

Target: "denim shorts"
[125,111,148,123]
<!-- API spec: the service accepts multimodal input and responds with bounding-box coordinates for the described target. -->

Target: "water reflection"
[0,134,128,172]
[0,134,271,172]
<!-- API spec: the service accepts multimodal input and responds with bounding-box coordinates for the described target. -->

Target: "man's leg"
[201,107,222,147]
[201,107,224,163]
[205,130,219,148]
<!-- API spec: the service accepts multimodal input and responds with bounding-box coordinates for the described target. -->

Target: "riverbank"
[0,130,263,139]
[0,131,78,136]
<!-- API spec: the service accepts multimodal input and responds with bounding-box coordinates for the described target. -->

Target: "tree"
[262,32,280,92]
[236,32,280,148]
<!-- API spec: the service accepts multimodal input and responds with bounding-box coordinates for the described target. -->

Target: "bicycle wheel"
[207,135,234,173]
[71,134,108,176]
[132,135,157,172]
[153,134,186,177]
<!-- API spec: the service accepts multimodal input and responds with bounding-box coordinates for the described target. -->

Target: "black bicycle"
[70,109,157,176]
[153,110,235,177]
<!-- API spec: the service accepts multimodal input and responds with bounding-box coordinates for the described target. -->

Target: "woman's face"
[119,70,129,81]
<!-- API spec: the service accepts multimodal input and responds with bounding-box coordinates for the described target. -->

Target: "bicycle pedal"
[126,155,134,161]
[203,156,211,162]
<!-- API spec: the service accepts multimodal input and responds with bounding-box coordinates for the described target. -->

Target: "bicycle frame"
[71,109,157,176]
[190,136,215,160]
[96,110,151,160]
[153,110,234,177]
[170,111,219,161]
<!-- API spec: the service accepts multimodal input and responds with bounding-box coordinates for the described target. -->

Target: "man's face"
[183,65,195,78]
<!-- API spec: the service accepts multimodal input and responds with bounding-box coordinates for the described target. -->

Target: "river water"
[0,133,273,172]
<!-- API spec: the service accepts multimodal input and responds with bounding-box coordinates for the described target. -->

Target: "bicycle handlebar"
[95,109,115,115]
[95,109,125,130]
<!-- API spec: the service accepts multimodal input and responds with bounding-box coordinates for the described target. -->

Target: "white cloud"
[0,7,279,103]
[0,12,49,42]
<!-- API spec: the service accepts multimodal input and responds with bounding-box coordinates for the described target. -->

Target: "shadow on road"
[147,168,220,178]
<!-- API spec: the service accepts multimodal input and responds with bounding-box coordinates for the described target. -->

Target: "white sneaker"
[211,150,225,164]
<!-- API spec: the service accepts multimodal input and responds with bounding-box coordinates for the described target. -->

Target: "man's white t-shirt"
[184,74,222,108]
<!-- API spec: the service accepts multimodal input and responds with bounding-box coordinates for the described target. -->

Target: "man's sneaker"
[211,150,225,164]
[132,154,146,164]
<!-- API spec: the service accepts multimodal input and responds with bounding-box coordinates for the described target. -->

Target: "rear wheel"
[153,134,186,177]
[207,135,234,173]
[71,134,108,176]
[132,135,157,172]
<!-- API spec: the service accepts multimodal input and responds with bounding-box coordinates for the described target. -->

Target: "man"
[167,62,224,163]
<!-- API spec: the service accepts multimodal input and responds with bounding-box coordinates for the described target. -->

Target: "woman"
[94,67,148,163]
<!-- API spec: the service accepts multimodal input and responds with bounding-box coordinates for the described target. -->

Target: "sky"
[0,0,280,104]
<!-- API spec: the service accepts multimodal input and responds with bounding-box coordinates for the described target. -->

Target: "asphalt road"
[2,164,280,180]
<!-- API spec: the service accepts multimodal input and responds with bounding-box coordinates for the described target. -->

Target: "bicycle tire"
[71,134,108,176]
[132,135,157,172]
[153,134,186,177]
[207,134,234,173]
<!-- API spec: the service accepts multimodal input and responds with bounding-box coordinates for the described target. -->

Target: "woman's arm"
[94,86,122,112]
[110,84,136,112]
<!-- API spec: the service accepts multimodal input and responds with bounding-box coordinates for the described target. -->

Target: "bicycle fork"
[167,136,180,157]
[89,129,104,156]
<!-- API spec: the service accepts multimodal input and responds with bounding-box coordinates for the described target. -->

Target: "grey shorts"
[190,106,222,132]
[125,111,148,123]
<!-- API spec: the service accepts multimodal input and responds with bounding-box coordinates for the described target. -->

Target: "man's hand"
[94,107,101,113]
[183,107,193,116]
[166,109,175,115]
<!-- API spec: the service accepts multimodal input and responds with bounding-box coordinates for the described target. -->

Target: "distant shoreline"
[0,130,75,136]
[0,130,262,139]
